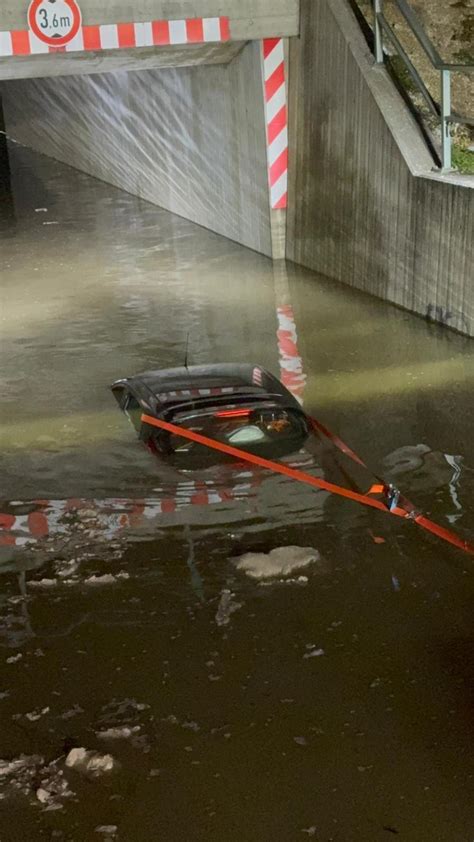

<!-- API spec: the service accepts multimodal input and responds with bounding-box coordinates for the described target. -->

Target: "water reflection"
[1,140,474,841]
[274,262,307,404]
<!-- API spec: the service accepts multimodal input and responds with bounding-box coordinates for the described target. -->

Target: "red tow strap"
[309,418,473,554]
[310,417,367,468]
[141,414,474,555]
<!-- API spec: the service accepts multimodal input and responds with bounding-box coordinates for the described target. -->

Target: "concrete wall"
[0,95,11,198]
[1,41,275,256]
[286,0,474,337]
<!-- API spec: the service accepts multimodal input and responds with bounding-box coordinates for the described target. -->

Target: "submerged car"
[111,363,312,468]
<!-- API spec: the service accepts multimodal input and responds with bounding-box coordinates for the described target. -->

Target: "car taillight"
[214,408,251,419]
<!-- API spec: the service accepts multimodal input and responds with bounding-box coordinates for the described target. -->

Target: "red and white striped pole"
[262,38,288,210]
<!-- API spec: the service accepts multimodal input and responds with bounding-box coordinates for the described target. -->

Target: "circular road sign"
[28,0,82,47]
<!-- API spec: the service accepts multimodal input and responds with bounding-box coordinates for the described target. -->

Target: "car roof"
[116,364,264,392]
[112,364,301,413]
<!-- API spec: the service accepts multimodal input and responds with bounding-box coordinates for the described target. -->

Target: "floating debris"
[25,706,50,722]
[56,560,80,579]
[28,578,58,588]
[98,698,149,722]
[232,546,320,579]
[0,753,73,809]
[0,754,43,779]
[182,721,200,732]
[259,575,309,587]
[60,704,84,720]
[215,589,242,626]
[94,699,150,752]
[84,572,130,586]
[65,748,117,776]
[96,726,141,740]
[303,648,324,659]
[6,653,22,664]
[368,530,386,544]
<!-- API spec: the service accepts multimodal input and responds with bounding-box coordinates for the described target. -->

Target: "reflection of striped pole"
[273,264,306,404]
[277,305,306,403]
[262,38,288,210]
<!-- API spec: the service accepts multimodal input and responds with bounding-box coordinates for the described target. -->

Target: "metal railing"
[373,0,474,171]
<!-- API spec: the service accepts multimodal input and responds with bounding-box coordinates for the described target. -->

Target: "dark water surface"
[1,142,474,841]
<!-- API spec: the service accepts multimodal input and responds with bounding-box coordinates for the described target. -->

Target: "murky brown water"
[1,141,474,841]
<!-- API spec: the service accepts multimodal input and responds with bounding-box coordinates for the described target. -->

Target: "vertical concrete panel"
[0,94,12,199]
[1,42,273,256]
[287,0,473,336]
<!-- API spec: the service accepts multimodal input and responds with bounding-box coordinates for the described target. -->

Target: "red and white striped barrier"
[262,38,288,210]
[0,16,230,57]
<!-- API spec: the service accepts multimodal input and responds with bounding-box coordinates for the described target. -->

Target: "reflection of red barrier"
[0,513,15,530]
[0,469,264,548]
[0,514,16,546]
[28,511,49,538]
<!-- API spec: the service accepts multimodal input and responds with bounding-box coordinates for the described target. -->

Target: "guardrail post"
[440,69,452,171]
[374,0,384,63]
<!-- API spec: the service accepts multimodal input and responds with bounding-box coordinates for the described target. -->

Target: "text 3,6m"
[38,10,71,29]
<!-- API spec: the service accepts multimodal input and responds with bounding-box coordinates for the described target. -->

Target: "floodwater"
[1,139,474,842]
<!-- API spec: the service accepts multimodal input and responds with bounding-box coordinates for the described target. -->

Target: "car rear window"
[166,407,309,456]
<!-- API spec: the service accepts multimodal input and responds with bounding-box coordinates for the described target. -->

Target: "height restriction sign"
[28,0,82,47]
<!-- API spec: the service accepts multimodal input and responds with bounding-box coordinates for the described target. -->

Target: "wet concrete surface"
[1,140,474,841]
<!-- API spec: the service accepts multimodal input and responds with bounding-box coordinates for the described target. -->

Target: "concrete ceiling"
[0,41,246,82]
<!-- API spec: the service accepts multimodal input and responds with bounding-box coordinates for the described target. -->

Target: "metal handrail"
[373,0,474,171]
